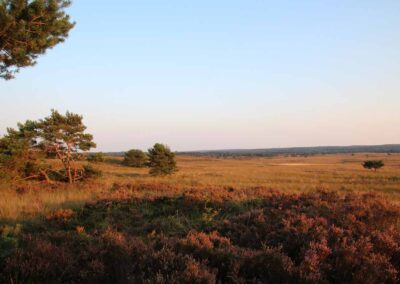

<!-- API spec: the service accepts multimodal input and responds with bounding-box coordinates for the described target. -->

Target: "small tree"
[363,160,384,172]
[87,152,105,163]
[38,110,96,183]
[123,149,147,167]
[147,143,177,176]
[0,120,51,181]
[0,0,75,79]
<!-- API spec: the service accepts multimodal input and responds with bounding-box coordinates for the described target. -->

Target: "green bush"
[147,143,177,176]
[87,153,105,163]
[123,149,148,167]
[363,160,384,171]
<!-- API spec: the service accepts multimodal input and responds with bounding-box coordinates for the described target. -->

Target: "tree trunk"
[67,143,72,184]
[55,143,69,182]
[67,167,72,183]
[72,159,77,183]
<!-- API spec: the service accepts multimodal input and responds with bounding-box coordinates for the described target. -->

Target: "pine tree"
[147,143,177,176]
[0,110,96,183]
[38,110,96,183]
[0,0,75,79]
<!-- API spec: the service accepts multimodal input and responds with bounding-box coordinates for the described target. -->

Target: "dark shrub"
[123,149,148,167]
[87,152,105,163]
[147,143,177,176]
[363,160,384,171]
[82,164,103,179]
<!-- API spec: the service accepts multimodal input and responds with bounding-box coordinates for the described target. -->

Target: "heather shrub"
[2,191,400,283]
[46,209,76,227]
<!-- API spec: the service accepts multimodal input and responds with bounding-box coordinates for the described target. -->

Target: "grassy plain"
[102,153,400,193]
[2,153,400,282]
[1,153,400,222]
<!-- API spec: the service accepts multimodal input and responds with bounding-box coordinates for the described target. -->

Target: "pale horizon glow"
[1,1,399,152]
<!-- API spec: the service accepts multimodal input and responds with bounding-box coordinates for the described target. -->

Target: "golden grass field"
[1,153,400,222]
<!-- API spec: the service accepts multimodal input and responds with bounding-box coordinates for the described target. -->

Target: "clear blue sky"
[1,1,399,151]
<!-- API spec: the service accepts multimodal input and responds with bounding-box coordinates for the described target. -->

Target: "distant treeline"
[177,144,400,157]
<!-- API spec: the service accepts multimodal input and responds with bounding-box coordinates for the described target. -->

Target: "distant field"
[1,153,400,221]
[99,153,400,194]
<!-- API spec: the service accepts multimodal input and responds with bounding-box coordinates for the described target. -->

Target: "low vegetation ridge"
[178,144,400,157]
[104,144,400,157]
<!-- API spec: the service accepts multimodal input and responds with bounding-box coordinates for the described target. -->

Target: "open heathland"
[1,153,400,283]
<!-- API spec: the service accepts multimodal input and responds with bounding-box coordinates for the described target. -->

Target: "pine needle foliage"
[0,120,49,181]
[0,0,75,79]
[38,110,96,183]
[147,143,177,176]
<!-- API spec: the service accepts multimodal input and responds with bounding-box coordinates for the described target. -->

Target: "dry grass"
[100,153,400,195]
[1,153,400,222]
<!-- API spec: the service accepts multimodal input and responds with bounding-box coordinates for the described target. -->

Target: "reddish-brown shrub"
[1,191,400,283]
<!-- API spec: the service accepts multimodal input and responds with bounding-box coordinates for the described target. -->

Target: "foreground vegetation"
[1,153,400,282]
[1,189,400,283]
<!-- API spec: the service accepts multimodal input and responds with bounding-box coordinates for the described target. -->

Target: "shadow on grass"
[114,172,149,178]
[0,194,262,239]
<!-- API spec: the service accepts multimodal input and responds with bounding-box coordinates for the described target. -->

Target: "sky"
[1,1,399,152]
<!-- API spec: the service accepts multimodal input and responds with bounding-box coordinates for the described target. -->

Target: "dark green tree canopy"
[38,110,95,153]
[147,143,177,176]
[363,160,384,172]
[123,149,148,168]
[0,121,34,171]
[0,0,75,79]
